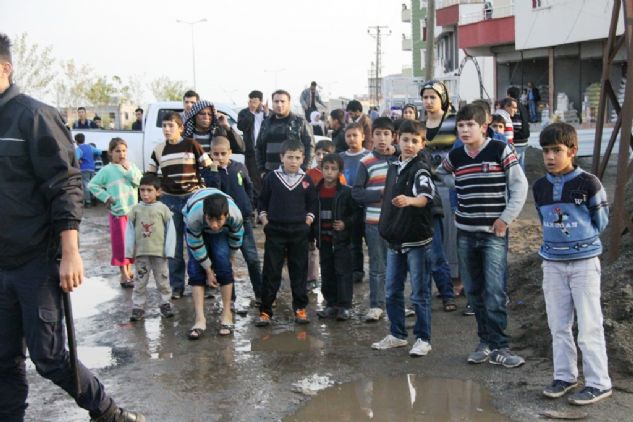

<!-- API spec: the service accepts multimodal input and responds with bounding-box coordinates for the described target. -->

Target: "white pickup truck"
[71,101,241,171]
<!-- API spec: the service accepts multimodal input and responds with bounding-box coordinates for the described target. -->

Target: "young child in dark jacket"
[313,153,356,321]
[256,139,317,326]
[372,120,436,358]
[207,136,263,303]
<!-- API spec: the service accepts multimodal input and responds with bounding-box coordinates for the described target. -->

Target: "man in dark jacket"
[255,89,314,177]
[507,86,530,170]
[0,33,144,422]
[329,109,347,153]
[237,90,268,198]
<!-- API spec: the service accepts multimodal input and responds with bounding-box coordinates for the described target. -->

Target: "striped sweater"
[88,163,143,216]
[147,138,212,196]
[182,188,244,270]
[352,151,394,224]
[436,138,527,232]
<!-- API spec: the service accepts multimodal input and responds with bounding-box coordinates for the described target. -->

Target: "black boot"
[92,405,146,422]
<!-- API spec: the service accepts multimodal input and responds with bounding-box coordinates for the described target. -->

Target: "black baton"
[62,291,81,396]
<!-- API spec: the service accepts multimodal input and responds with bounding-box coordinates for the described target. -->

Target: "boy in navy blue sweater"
[207,136,263,303]
[256,139,317,326]
[534,123,611,405]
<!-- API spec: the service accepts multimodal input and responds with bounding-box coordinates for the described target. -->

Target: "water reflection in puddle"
[70,276,119,319]
[285,375,508,421]
[27,346,118,371]
[251,330,325,353]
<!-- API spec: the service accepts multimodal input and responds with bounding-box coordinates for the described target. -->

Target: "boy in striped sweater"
[352,117,397,322]
[436,104,528,368]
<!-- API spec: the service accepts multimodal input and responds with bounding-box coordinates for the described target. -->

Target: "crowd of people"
[0,29,613,422]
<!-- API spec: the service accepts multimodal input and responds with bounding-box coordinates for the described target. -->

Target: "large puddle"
[285,375,508,421]
[251,330,325,353]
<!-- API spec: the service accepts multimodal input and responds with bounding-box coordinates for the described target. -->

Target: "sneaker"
[462,304,475,316]
[371,334,408,350]
[159,303,174,318]
[364,307,384,322]
[409,338,432,357]
[171,288,184,300]
[255,312,271,327]
[404,307,415,318]
[467,342,491,364]
[91,405,146,422]
[543,379,579,398]
[294,308,310,324]
[317,306,337,319]
[489,348,525,368]
[336,308,351,321]
[129,308,145,322]
[568,386,612,405]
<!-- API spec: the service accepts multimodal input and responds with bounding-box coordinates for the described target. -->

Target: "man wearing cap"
[300,81,325,121]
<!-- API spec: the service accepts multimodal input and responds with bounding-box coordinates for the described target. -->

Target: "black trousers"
[319,241,353,308]
[350,212,365,275]
[0,254,113,422]
[260,223,309,317]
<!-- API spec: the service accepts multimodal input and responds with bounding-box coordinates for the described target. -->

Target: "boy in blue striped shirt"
[183,188,243,338]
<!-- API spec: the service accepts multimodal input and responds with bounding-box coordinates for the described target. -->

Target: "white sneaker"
[371,334,408,350]
[409,338,432,357]
[364,308,384,322]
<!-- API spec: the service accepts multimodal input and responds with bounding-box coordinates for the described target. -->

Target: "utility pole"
[368,25,391,108]
[425,0,435,81]
[177,18,207,89]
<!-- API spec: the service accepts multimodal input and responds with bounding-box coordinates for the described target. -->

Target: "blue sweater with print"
[533,166,609,261]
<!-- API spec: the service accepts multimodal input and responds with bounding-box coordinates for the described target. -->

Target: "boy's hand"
[305,217,312,226]
[105,197,115,210]
[218,113,230,129]
[492,219,508,237]
[333,220,345,231]
[260,215,268,226]
[205,267,219,288]
[392,195,411,208]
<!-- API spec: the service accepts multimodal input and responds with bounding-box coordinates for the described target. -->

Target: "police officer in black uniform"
[0,33,144,422]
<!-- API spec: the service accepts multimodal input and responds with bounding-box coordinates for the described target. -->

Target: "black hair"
[315,139,335,153]
[248,90,263,100]
[280,139,304,155]
[310,81,317,87]
[456,104,487,125]
[139,173,161,190]
[346,100,362,113]
[322,153,344,171]
[329,109,345,124]
[398,119,426,136]
[539,122,578,149]
[500,97,516,109]
[93,115,101,121]
[506,86,520,100]
[135,107,144,114]
[402,103,419,120]
[183,90,199,101]
[203,194,229,219]
[471,99,491,117]
[0,33,12,64]
[162,111,183,127]
[77,106,86,112]
[372,117,395,133]
[344,122,364,135]
[74,133,85,144]
[490,114,506,126]
[272,89,291,100]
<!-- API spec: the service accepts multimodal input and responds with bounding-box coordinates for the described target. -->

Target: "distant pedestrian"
[507,86,531,169]
[132,107,143,131]
[88,137,143,287]
[74,132,101,207]
[346,100,372,149]
[73,106,97,129]
[300,81,325,121]
[527,82,541,122]
[310,110,325,136]
[237,90,268,199]
[329,109,347,153]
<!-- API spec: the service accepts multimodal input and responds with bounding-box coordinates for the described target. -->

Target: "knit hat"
[184,100,216,138]
[420,80,450,112]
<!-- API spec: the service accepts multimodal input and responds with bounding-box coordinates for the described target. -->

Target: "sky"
[2,0,410,108]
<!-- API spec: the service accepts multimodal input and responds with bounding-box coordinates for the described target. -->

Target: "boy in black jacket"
[313,154,356,321]
[256,139,317,326]
[372,120,435,357]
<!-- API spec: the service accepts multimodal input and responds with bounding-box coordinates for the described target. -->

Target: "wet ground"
[26,198,633,421]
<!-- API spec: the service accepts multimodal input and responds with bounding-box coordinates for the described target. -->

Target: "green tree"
[150,77,187,101]
[54,59,94,107]
[11,33,56,99]
[85,76,117,107]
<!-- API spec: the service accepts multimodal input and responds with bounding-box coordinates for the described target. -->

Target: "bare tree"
[150,77,187,101]
[54,60,94,107]
[11,33,56,99]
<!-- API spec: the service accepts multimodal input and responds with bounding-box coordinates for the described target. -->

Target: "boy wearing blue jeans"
[534,123,612,405]
[436,104,528,367]
[371,120,435,357]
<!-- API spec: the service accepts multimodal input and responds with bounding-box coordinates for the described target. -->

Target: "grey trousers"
[132,256,171,308]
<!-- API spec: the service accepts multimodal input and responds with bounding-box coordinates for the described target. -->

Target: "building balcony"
[402,5,412,22]
[458,2,515,50]
[402,35,413,51]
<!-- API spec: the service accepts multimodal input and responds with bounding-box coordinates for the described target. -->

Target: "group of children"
[87,99,613,406]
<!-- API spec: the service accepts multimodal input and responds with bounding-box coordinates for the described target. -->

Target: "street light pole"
[264,68,286,90]
[177,18,207,89]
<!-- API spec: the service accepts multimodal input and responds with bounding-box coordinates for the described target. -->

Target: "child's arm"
[226,203,244,253]
[392,168,434,208]
[241,166,254,204]
[498,146,528,230]
[588,178,609,234]
[351,162,382,205]
[124,211,136,259]
[304,178,317,226]
[146,148,159,174]
[258,174,271,225]
[124,164,143,188]
[434,156,456,189]
[87,166,112,204]
[164,210,176,258]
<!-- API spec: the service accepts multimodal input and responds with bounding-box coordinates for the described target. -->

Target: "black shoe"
[159,303,174,318]
[336,308,351,321]
[543,379,578,398]
[171,288,184,300]
[92,406,146,422]
[317,306,337,319]
[129,308,144,322]
[462,305,475,316]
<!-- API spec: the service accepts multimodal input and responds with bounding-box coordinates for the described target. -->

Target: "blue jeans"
[0,254,113,421]
[431,216,454,300]
[457,230,509,349]
[241,219,262,298]
[160,193,191,291]
[80,170,94,204]
[514,143,527,170]
[365,224,386,309]
[385,245,432,341]
[186,230,234,286]
[528,100,538,122]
